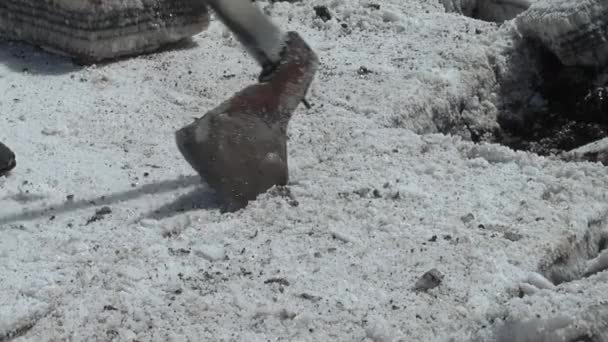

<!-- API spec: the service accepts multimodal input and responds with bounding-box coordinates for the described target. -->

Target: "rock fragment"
[86,206,112,225]
[0,142,16,176]
[414,268,444,291]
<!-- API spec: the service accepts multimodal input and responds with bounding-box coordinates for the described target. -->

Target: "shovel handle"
[205,0,285,67]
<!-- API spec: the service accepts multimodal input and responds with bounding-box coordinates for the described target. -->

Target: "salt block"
[0,0,209,62]
[516,0,608,67]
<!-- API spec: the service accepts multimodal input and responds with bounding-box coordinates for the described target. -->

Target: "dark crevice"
[570,335,597,342]
[598,236,608,254]
[470,7,480,21]
[491,43,608,159]
[440,0,530,23]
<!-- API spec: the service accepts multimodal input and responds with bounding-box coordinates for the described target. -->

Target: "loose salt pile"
[516,0,608,67]
[0,0,209,62]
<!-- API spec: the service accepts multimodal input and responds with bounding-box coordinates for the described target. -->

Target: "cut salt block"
[175,32,319,213]
[0,0,209,62]
[516,0,608,67]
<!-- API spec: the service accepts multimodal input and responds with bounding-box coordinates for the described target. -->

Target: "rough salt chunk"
[516,0,608,67]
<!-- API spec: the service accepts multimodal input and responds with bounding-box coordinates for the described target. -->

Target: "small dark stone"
[460,213,475,224]
[299,293,322,302]
[264,277,290,286]
[168,247,191,256]
[366,3,380,10]
[86,206,112,225]
[354,187,371,197]
[414,268,444,291]
[66,194,75,201]
[0,142,16,176]
[428,235,437,242]
[372,189,381,198]
[357,66,373,75]
[503,231,523,242]
[313,6,332,22]
[96,207,112,215]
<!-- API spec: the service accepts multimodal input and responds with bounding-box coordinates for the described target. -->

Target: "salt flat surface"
[1,1,607,341]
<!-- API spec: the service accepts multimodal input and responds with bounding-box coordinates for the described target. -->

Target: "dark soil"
[495,110,608,156]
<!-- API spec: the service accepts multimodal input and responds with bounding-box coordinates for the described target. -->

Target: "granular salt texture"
[2,0,608,341]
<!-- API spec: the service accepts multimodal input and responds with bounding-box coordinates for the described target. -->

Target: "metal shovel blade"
[176,32,318,212]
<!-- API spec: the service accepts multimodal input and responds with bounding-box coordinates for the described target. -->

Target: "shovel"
[175,0,319,212]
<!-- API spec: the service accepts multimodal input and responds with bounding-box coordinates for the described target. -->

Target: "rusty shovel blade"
[175,32,318,212]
